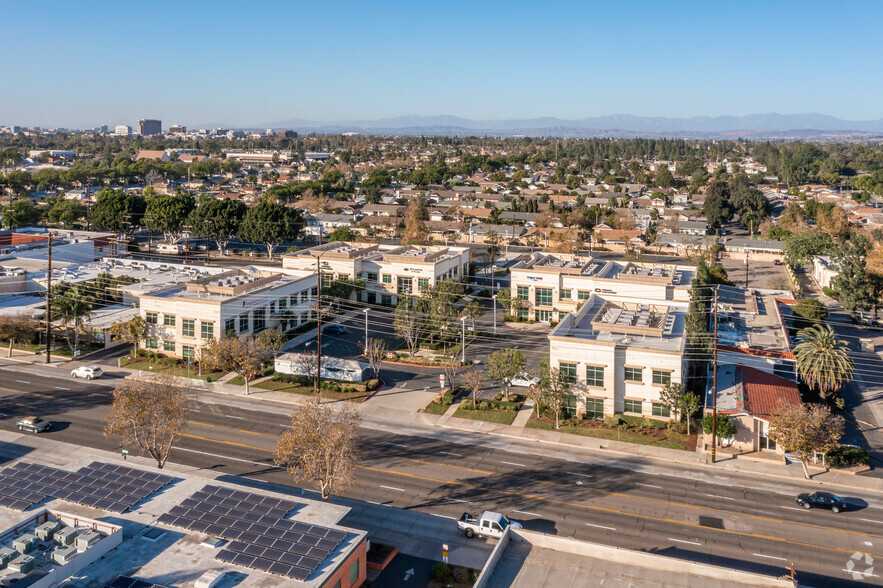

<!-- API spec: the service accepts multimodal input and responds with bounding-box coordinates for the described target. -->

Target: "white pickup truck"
[458,511,522,539]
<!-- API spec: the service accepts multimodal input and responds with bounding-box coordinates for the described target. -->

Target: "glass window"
[145,312,158,325]
[279,297,286,308]
[239,313,249,332]
[182,319,195,337]
[517,286,529,300]
[270,301,276,314]
[624,367,642,383]
[163,314,175,326]
[381,294,392,306]
[535,287,553,306]
[224,318,235,334]
[535,309,552,323]
[181,346,194,362]
[145,337,157,349]
[417,278,429,291]
[201,322,214,339]
[397,276,412,295]
[585,365,604,387]
[382,274,392,284]
[565,394,578,416]
[652,370,672,386]
[367,272,378,282]
[163,340,175,352]
[577,290,592,301]
[349,560,359,584]
[311,286,318,296]
[254,308,266,332]
[559,362,577,384]
[624,399,642,414]
[652,403,671,418]
[517,308,528,320]
[585,398,604,419]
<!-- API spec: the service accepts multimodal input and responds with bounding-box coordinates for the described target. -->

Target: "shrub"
[642,418,668,430]
[432,562,453,583]
[604,416,625,428]
[205,376,212,383]
[365,379,381,391]
[667,421,687,434]
[822,286,838,299]
[452,566,469,583]
[827,446,869,468]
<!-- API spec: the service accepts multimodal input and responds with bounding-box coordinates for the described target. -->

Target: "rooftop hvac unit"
[8,554,35,573]
[36,521,59,541]
[55,527,78,546]
[76,530,100,552]
[13,534,36,554]
[0,547,14,569]
[52,546,78,566]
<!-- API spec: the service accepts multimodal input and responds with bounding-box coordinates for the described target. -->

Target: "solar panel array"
[106,576,170,588]
[0,461,174,513]
[158,485,347,581]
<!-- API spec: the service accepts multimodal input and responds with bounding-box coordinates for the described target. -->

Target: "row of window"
[515,286,592,306]
[367,267,461,285]
[567,397,670,419]
[558,363,672,387]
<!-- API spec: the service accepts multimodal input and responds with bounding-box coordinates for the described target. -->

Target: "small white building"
[548,295,687,420]
[275,353,369,382]
[138,269,317,360]
[811,255,838,290]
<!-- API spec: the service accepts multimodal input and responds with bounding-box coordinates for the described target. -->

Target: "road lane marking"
[15,381,30,384]
[705,494,737,501]
[567,472,593,478]
[89,393,109,398]
[513,510,541,517]
[842,568,879,578]
[173,446,283,470]
[501,461,526,467]
[429,513,458,520]
[379,485,405,492]
[636,483,662,489]
[860,518,883,525]
[668,538,701,546]
[753,553,786,561]
[585,523,616,531]
[443,497,471,504]
[224,415,245,420]
[440,451,463,457]
[780,506,805,511]
[54,387,69,391]
[384,442,407,448]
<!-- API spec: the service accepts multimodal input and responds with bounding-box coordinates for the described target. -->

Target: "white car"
[510,373,539,387]
[71,366,103,380]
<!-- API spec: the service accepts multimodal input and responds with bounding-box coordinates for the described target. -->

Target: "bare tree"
[202,336,268,395]
[393,302,424,356]
[539,360,571,429]
[0,313,38,358]
[360,337,387,380]
[769,402,844,479]
[292,350,320,382]
[463,368,484,405]
[440,353,460,391]
[103,373,192,469]
[275,401,361,500]
[526,382,545,417]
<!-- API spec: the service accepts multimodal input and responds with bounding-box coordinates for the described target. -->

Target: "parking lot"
[720,258,790,291]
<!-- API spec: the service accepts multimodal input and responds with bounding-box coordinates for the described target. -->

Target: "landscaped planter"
[366,542,398,571]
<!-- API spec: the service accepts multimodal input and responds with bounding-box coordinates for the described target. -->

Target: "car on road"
[773,259,782,265]
[796,491,847,513]
[458,511,521,539]
[510,373,539,388]
[323,325,347,336]
[71,366,103,379]
[16,417,51,434]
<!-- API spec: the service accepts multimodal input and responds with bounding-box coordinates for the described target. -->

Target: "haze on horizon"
[2,0,881,128]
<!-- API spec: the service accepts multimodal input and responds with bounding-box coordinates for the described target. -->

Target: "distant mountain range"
[243,113,883,139]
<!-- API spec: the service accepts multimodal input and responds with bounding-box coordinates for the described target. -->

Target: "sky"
[2,0,881,128]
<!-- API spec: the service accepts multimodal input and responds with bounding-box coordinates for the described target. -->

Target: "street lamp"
[363,308,369,348]
[460,316,467,365]
[492,294,497,336]
[491,264,496,293]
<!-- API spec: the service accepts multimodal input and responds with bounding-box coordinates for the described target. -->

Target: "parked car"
[16,417,51,434]
[510,373,539,388]
[323,325,347,336]
[773,259,782,265]
[458,511,522,539]
[71,366,103,379]
[796,491,847,513]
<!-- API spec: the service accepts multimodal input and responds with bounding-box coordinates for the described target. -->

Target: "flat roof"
[715,288,790,353]
[142,270,312,304]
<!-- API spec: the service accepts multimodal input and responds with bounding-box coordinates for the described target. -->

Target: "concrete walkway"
[511,400,534,427]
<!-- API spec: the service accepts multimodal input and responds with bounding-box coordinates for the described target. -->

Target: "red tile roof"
[740,366,801,418]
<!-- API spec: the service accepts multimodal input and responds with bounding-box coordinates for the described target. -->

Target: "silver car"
[71,365,103,380]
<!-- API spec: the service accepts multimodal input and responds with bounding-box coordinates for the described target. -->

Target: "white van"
[157,243,183,254]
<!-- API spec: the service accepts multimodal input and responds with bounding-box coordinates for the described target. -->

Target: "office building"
[136,119,162,136]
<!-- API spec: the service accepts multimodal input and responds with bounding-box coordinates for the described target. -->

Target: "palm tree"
[51,285,92,355]
[793,324,854,398]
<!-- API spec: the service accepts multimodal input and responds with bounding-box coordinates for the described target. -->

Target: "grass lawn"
[253,379,371,403]
[526,416,690,450]
[0,340,43,353]
[56,344,103,358]
[453,407,517,425]
[227,375,245,385]
[422,401,451,415]
[120,358,225,382]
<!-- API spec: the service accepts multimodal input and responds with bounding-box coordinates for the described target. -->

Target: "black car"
[796,491,847,513]
[323,325,347,336]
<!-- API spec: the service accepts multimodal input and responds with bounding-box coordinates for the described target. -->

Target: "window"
[559,362,577,384]
[624,399,642,414]
[145,312,158,325]
[163,340,175,352]
[349,560,359,584]
[624,367,642,383]
[652,403,671,418]
[311,286,318,296]
[181,346,194,362]
[163,314,175,327]
[585,365,604,387]
[224,318,235,334]
[585,398,604,420]
[239,313,249,332]
[567,289,576,300]
[182,319,195,337]
[279,298,286,309]
[565,395,578,416]
[535,287,553,306]
[201,322,214,339]
[381,294,392,306]
[417,278,429,291]
[577,290,591,301]
[145,337,157,349]
[367,272,378,282]
[652,370,672,386]
[382,274,392,284]
[517,308,528,320]
[270,301,276,314]
[535,309,552,323]
[253,308,266,332]
[517,286,529,300]
[397,276,412,295]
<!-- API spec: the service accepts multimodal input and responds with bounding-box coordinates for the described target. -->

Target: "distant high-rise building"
[276,130,297,139]
[137,119,162,136]
[168,124,186,134]
[92,125,108,133]
[114,125,132,136]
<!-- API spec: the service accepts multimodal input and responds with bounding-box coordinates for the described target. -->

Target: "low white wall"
[472,526,511,588]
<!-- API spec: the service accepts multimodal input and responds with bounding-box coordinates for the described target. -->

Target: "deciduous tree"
[360,337,387,380]
[463,368,484,405]
[539,358,570,429]
[187,196,247,256]
[109,316,148,353]
[768,402,844,479]
[487,348,526,400]
[0,313,37,357]
[201,336,269,395]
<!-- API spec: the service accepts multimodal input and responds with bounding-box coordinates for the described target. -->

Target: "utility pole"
[315,255,322,399]
[711,286,719,463]
[183,226,191,264]
[45,233,52,364]
[744,255,749,289]
[205,219,213,265]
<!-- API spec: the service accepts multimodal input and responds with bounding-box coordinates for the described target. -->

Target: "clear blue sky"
[3,0,880,127]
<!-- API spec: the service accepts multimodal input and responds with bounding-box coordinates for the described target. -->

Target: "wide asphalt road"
[0,366,879,587]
